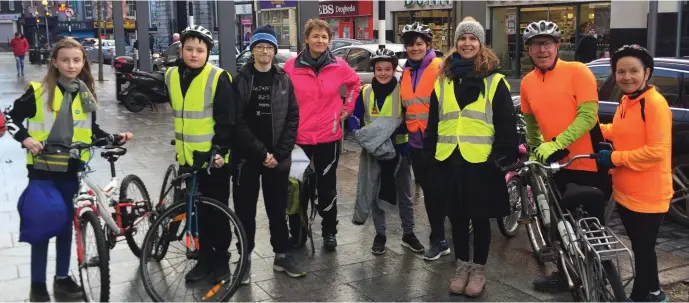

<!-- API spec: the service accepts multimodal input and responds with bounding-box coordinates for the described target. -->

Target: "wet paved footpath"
[1,52,688,302]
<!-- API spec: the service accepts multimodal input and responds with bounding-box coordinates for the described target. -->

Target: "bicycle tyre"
[121,174,153,258]
[525,183,550,265]
[158,164,179,210]
[597,260,627,302]
[499,175,521,238]
[77,211,111,302]
[139,197,250,302]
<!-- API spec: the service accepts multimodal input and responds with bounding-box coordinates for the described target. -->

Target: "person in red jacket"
[283,18,361,251]
[10,32,29,77]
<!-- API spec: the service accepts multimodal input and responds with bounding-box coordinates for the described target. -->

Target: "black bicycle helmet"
[610,44,654,78]
[370,48,399,68]
[523,20,561,45]
[401,22,433,43]
[180,25,214,50]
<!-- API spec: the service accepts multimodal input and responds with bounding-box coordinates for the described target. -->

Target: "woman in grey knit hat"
[424,16,517,297]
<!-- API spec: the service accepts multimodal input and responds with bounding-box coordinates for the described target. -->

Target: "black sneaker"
[240,259,252,285]
[423,240,451,261]
[401,233,425,253]
[647,290,669,302]
[185,260,213,282]
[273,254,306,278]
[53,276,84,299]
[30,282,51,302]
[213,253,231,284]
[323,233,337,251]
[371,234,386,255]
[532,271,569,292]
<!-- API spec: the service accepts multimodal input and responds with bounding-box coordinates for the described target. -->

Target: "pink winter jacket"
[284,53,361,145]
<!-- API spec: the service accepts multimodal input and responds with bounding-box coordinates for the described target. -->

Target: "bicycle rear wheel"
[77,211,111,302]
[121,174,153,258]
[588,259,626,302]
[139,197,249,302]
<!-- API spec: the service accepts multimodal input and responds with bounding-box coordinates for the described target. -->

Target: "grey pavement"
[0,52,688,302]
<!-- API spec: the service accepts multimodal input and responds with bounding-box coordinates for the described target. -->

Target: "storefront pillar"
[112,0,126,57]
[648,0,658,56]
[218,1,237,74]
[298,0,319,53]
[135,0,151,72]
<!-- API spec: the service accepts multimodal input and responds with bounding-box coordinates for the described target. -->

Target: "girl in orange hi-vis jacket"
[597,45,672,303]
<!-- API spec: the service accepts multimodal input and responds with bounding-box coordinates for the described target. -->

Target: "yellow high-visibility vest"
[362,84,408,144]
[434,73,509,163]
[165,63,230,166]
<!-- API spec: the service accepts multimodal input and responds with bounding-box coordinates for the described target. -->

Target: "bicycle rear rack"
[577,217,635,286]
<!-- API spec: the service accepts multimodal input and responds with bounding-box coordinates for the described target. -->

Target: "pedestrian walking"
[598,44,672,302]
[232,24,305,283]
[10,32,29,76]
[4,38,132,301]
[425,17,517,297]
[348,48,424,255]
[163,25,236,284]
[283,18,361,251]
[398,21,449,261]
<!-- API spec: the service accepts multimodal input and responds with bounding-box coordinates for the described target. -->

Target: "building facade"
[319,0,374,40]
[0,0,23,49]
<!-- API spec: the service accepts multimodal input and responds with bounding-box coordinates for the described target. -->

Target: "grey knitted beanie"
[455,20,485,46]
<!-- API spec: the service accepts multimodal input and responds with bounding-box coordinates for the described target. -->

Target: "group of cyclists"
[1,12,672,302]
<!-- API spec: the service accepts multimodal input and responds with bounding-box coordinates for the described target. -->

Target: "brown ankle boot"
[449,260,471,294]
[464,263,486,297]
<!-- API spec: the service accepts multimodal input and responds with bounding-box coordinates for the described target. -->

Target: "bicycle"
[502,154,634,302]
[139,146,249,302]
[499,109,529,238]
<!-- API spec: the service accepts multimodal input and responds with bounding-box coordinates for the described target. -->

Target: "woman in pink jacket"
[283,18,361,252]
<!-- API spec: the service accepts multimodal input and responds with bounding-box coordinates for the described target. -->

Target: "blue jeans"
[30,179,78,283]
[15,55,24,74]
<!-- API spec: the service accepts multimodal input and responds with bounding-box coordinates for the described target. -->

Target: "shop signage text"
[93,20,136,29]
[58,21,93,30]
[259,0,297,10]
[0,14,21,21]
[319,1,358,17]
[404,0,452,8]
[235,4,252,15]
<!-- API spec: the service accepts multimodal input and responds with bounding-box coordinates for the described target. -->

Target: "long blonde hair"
[439,17,500,80]
[43,38,96,111]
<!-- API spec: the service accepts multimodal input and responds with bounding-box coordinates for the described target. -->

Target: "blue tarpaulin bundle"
[17,180,69,244]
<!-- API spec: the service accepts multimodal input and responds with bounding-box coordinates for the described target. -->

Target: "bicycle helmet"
[523,20,561,45]
[370,48,399,69]
[401,22,433,43]
[610,44,654,78]
[180,25,214,50]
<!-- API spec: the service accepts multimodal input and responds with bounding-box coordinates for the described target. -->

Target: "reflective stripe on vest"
[25,81,93,168]
[166,64,230,166]
[362,84,408,144]
[400,57,442,133]
[434,74,510,163]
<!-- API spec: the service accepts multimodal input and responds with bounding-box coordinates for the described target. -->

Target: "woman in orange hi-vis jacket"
[597,44,672,303]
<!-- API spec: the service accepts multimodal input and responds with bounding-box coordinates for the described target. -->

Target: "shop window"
[327,18,340,39]
[262,10,290,47]
[578,2,611,56]
[491,7,517,77]
[84,1,93,19]
[346,48,372,72]
[519,5,576,75]
[354,17,369,40]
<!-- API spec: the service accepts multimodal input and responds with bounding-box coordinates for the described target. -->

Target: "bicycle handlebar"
[501,154,598,172]
[42,134,123,153]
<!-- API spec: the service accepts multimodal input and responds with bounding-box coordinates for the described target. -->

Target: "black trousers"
[450,216,491,265]
[409,147,446,243]
[232,161,290,254]
[194,165,232,262]
[299,140,341,234]
[618,203,665,301]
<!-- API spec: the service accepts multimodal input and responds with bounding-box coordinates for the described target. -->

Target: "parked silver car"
[85,39,132,64]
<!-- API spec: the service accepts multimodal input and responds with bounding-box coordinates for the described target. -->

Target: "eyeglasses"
[528,41,555,51]
[254,45,275,52]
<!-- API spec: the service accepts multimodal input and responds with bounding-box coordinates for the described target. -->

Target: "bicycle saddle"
[561,183,605,210]
[100,147,127,158]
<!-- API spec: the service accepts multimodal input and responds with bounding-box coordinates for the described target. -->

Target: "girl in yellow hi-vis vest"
[5,38,132,301]
[424,17,517,297]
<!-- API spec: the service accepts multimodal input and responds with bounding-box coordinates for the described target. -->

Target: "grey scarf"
[57,77,98,113]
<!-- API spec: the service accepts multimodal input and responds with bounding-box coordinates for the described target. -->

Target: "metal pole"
[136,0,151,72]
[45,16,49,47]
[217,0,237,74]
[647,0,658,56]
[677,0,683,58]
[188,1,194,27]
[97,0,104,81]
[297,0,320,53]
[378,0,385,49]
[112,0,125,56]
[68,17,71,37]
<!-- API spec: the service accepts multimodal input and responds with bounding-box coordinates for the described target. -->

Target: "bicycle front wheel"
[499,175,522,238]
[139,197,249,302]
[77,211,111,302]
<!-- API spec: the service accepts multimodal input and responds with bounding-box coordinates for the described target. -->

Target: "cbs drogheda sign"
[319,1,358,17]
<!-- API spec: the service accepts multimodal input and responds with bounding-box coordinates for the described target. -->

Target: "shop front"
[258,0,297,49]
[58,21,93,40]
[0,14,20,47]
[319,0,373,40]
[235,3,254,51]
[489,1,611,77]
[92,19,137,41]
[389,0,454,52]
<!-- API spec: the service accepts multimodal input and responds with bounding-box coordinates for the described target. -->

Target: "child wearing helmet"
[348,48,424,255]
[164,24,237,284]
[597,44,671,303]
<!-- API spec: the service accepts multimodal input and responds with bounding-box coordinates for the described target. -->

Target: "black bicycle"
[139,146,249,302]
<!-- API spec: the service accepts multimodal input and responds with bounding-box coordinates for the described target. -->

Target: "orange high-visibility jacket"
[400,58,442,133]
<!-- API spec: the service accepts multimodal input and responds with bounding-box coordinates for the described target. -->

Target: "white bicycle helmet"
[401,22,433,42]
[180,25,213,48]
[523,20,561,45]
[370,48,399,68]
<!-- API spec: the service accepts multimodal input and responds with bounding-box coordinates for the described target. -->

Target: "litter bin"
[29,49,39,64]
[40,49,51,63]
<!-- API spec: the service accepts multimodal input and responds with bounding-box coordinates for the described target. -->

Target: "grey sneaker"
[423,240,451,261]
[240,259,251,285]
[273,254,306,278]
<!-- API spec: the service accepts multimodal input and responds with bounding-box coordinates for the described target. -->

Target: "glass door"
[341,18,353,39]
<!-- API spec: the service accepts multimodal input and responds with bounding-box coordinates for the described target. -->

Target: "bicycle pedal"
[537,247,558,263]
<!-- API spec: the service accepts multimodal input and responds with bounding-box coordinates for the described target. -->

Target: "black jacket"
[233,63,299,168]
[168,61,236,157]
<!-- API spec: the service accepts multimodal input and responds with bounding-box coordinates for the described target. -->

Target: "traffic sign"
[65,8,74,18]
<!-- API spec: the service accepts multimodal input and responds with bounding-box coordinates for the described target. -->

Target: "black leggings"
[299,140,341,234]
[450,216,491,265]
[617,203,665,301]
